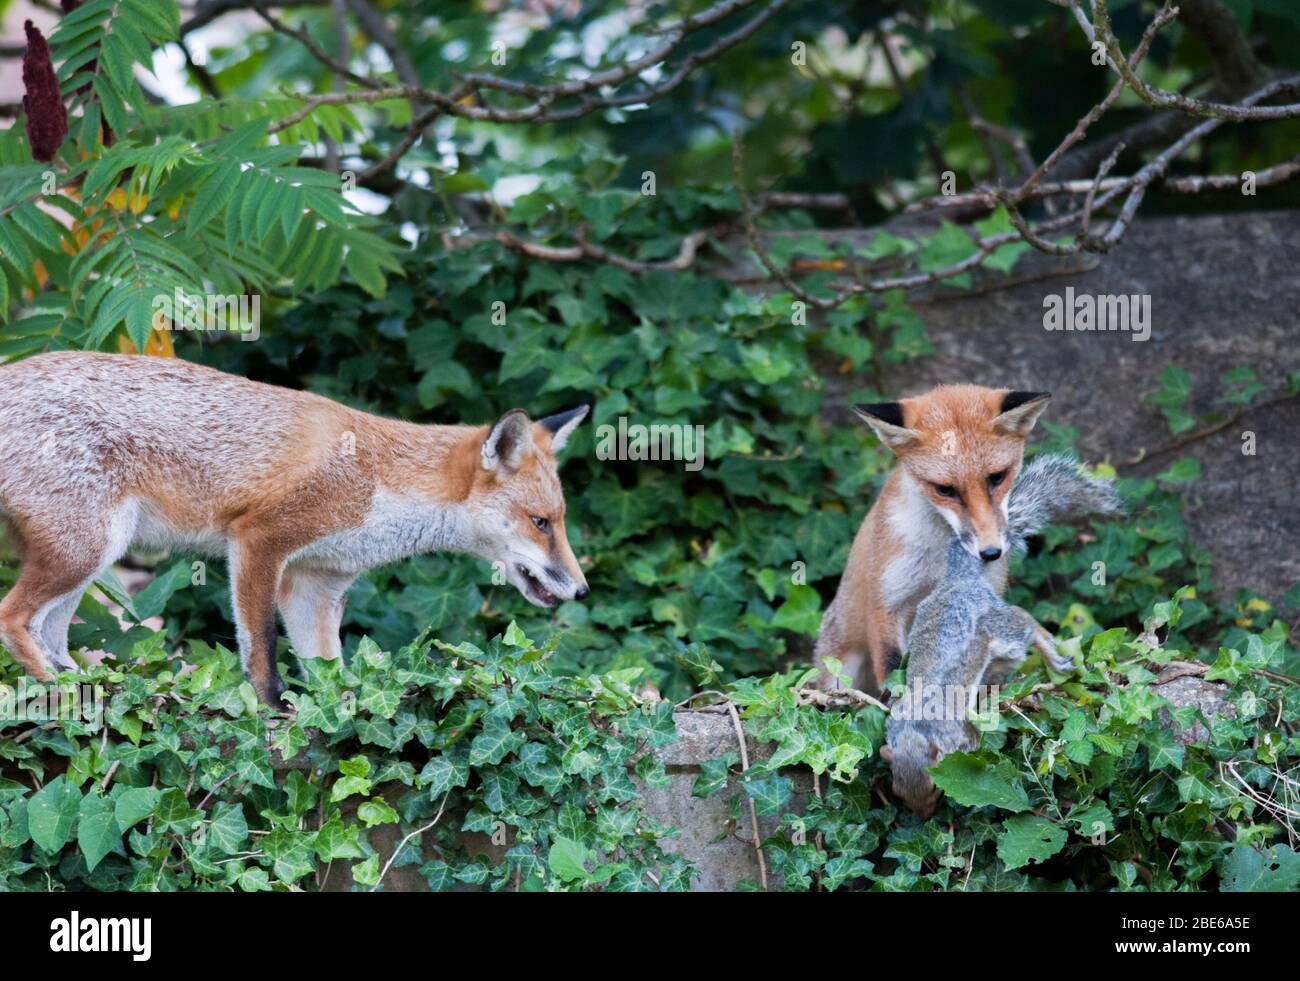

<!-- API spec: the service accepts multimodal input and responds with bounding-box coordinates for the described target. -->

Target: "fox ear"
[482,409,534,472]
[853,402,922,452]
[537,405,589,453]
[927,741,944,764]
[993,391,1050,437]
[879,745,895,764]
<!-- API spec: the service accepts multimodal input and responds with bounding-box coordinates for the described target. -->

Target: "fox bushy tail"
[1006,454,1122,555]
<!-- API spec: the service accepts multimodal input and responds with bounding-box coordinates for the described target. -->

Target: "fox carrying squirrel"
[882,454,1123,817]
[816,385,1057,694]
[0,352,591,705]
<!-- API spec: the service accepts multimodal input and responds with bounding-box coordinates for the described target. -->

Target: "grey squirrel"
[881,454,1123,817]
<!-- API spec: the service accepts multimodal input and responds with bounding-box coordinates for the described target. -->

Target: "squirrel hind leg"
[1010,606,1075,674]
[980,605,1074,675]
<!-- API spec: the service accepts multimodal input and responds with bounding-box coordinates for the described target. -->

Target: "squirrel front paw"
[1036,633,1074,673]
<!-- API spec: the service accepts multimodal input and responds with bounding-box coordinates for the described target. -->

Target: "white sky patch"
[399,167,433,188]
[492,174,542,207]
[149,44,200,105]
[582,10,641,65]
[442,38,470,63]
[345,186,391,215]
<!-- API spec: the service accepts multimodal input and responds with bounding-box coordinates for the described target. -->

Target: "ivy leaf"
[929,752,1032,812]
[132,560,193,621]
[502,621,531,647]
[264,828,318,884]
[997,815,1067,870]
[770,585,822,636]
[1155,457,1201,485]
[1219,844,1300,891]
[114,786,160,833]
[418,754,471,799]
[27,776,81,853]
[673,643,722,685]
[208,802,250,855]
[316,815,365,861]
[233,745,277,790]
[743,774,792,816]
[352,853,381,888]
[692,753,736,798]
[548,838,593,883]
[357,797,401,827]
[469,719,526,766]
[77,792,120,873]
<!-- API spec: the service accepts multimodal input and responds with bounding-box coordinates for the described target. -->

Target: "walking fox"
[815,385,1054,694]
[0,352,590,704]
[883,454,1122,816]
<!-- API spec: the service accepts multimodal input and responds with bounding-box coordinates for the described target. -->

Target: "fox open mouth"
[517,564,557,607]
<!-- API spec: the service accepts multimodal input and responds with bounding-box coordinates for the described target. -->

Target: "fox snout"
[545,559,589,600]
[959,519,1007,563]
[512,551,588,608]
[970,528,1006,562]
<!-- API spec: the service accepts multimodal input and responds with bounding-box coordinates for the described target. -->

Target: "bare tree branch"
[250,0,383,89]
[1177,0,1268,96]
[1081,0,1300,120]
[342,0,421,91]
[494,225,718,274]
[263,0,786,137]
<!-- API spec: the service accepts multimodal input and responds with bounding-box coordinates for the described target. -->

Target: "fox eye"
[531,516,550,533]
[988,470,1008,487]
[933,484,959,499]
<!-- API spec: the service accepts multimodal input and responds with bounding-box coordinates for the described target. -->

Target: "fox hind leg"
[277,567,353,663]
[0,543,106,682]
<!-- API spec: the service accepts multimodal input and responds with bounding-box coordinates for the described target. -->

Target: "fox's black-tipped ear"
[993,391,1050,437]
[852,402,922,453]
[482,409,534,472]
[537,405,589,453]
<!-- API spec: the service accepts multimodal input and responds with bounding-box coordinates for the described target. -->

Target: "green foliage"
[0,0,402,353]
[3,0,1299,894]
[171,164,1288,705]
[176,169,933,694]
[697,591,1300,891]
[0,624,691,891]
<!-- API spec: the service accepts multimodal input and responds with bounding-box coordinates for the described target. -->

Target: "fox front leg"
[228,537,289,706]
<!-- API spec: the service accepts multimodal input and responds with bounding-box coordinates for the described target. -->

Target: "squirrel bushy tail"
[1006,454,1123,556]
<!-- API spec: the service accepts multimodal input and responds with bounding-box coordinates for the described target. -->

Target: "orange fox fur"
[0,353,590,704]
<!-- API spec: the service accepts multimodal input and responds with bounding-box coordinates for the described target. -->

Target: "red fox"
[882,454,1121,816]
[815,386,1052,694]
[0,352,590,704]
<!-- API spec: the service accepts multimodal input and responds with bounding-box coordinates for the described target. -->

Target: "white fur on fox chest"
[288,489,472,574]
[881,474,950,610]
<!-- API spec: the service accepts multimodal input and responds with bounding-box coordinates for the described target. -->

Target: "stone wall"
[812,211,1300,605]
[325,672,1231,891]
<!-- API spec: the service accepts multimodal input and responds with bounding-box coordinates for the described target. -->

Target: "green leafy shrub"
[0,624,690,891]
[703,590,1300,891]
